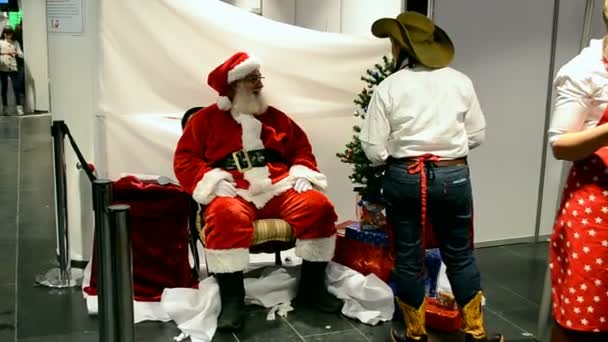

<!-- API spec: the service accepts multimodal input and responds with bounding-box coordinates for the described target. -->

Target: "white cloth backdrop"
[96,0,389,221]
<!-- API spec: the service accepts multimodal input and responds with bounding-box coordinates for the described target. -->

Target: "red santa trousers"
[203,188,338,273]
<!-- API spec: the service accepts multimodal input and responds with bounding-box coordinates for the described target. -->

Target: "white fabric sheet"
[96,0,389,220]
[83,261,394,342]
[159,262,393,342]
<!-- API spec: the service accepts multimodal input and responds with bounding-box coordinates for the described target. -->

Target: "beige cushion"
[198,215,294,246]
[251,219,294,244]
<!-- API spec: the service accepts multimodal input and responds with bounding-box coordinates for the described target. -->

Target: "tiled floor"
[1,115,546,341]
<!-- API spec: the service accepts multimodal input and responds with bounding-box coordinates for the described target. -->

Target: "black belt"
[214,149,283,171]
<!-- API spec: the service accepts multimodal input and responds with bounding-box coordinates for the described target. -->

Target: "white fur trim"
[295,235,336,262]
[217,96,232,110]
[227,56,261,83]
[232,111,265,150]
[289,164,328,191]
[205,248,250,273]
[230,111,290,208]
[236,177,292,209]
[192,168,234,205]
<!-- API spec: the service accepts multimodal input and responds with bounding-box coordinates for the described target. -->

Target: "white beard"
[232,85,268,115]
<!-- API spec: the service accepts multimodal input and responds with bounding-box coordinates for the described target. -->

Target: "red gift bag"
[84,176,198,301]
[425,297,462,333]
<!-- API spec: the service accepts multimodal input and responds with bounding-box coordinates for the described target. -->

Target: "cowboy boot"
[294,260,342,313]
[216,271,246,331]
[461,291,504,342]
[390,297,427,341]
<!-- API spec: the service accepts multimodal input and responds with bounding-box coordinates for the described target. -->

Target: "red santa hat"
[207,51,261,111]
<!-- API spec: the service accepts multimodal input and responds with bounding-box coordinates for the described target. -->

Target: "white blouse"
[549,39,608,144]
[359,65,486,165]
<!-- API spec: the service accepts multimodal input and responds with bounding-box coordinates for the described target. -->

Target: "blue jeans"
[383,161,481,309]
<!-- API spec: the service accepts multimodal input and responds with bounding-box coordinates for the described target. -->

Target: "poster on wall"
[47,0,83,34]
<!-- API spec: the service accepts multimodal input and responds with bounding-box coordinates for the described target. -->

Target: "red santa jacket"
[173,104,327,208]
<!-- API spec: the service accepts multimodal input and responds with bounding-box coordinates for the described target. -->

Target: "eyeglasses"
[243,75,265,83]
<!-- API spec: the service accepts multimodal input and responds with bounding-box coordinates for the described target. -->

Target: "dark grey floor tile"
[346,320,390,341]
[482,277,539,312]
[497,307,540,337]
[0,329,14,342]
[484,307,535,341]
[0,242,16,285]
[16,288,97,339]
[134,321,182,341]
[0,283,15,315]
[0,117,20,139]
[16,273,96,338]
[18,331,97,342]
[476,245,546,305]
[0,284,15,342]
[502,243,549,261]
[234,306,303,342]
[283,307,353,337]
[212,331,239,342]
[17,239,59,284]
[303,330,368,342]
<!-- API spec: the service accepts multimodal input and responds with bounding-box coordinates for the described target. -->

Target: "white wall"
[47,0,99,261]
[262,0,295,25]
[435,0,555,244]
[21,0,50,112]
[590,0,607,40]
[295,0,341,33]
[340,0,402,37]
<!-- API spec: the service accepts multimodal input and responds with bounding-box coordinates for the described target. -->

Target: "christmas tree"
[336,56,395,199]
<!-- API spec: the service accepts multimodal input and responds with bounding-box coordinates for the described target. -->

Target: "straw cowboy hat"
[371,11,454,68]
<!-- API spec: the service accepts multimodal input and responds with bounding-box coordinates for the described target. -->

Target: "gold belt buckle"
[232,149,253,172]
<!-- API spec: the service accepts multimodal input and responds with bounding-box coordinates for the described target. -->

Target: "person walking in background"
[0,25,23,115]
[14,21,25,110]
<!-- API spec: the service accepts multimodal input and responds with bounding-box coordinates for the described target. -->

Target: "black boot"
[390,320,428,342]
[215,272,245,331]
[294,261,342,313]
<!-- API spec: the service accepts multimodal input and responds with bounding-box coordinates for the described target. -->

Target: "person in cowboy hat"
[546,1,608,341]
[173,52,342,332]
[360,11,503,342]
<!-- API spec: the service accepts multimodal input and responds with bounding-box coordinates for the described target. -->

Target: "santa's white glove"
[215,180,237,197]
[294,178,313,193]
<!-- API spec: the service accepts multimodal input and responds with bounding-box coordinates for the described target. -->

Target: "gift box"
[344,221,389,247]
[425,297,462,333]
[358,198,387,230]
[333,229,394,282]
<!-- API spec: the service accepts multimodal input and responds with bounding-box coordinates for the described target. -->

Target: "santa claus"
[173,52,342,331]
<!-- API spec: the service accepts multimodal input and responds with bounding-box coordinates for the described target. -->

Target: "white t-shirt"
[0,39,23,72]
[549,39,608,144]
[359,65,486,165]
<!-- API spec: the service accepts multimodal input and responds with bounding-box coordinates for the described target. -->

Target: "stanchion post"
[93,179,116,342]
[109,204,135,342]
[36,120,82,288]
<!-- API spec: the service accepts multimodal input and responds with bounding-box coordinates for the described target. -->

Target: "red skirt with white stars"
[550,152,608,333]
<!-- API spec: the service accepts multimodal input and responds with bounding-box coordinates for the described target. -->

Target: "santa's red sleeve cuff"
[289,164,327,191]
[192,168,234,205]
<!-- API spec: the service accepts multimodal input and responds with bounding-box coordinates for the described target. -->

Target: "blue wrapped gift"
[345,221,389,247]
